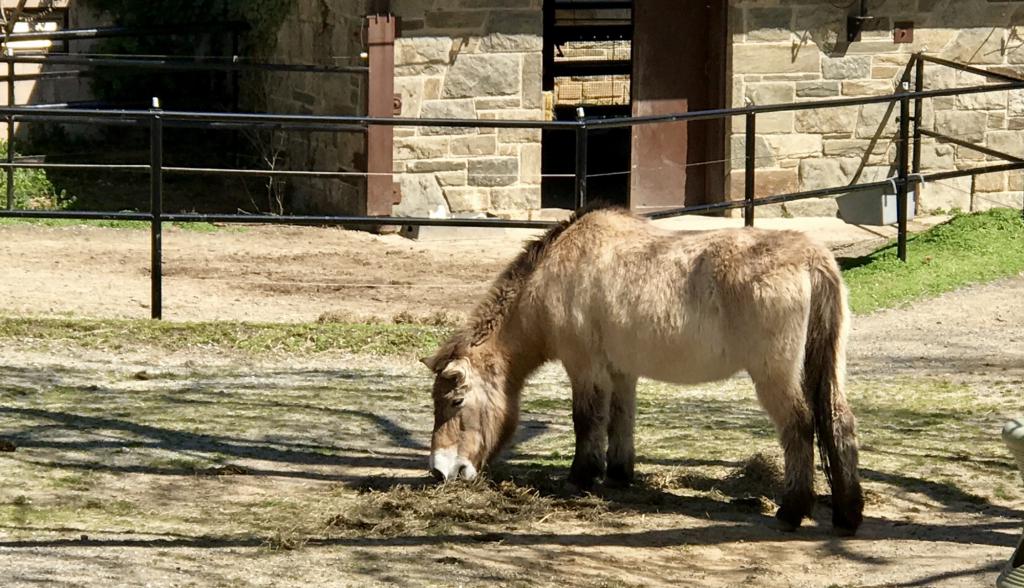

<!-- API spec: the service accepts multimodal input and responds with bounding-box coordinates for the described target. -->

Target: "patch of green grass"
[842,208,1024,313]
[0,316,451,357]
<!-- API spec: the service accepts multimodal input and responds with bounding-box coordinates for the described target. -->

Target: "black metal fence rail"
[1,52,1023,319]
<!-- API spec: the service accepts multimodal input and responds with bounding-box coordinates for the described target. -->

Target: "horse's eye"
[451,398,464,408]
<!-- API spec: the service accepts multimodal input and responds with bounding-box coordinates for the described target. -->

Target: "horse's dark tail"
[804,254,864,535]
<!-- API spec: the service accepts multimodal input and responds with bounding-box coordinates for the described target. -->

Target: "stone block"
[443,186,490,212]
[419,99,478,135]
[437,171,468,186]
[443,54,521,99]
[395,137,449,160]
[780,197,838,217]
[798,157,860,191]
[745,82,795,105]
[1009,90,1024,117]
[823,139,887,158]
[522,54,543,109]
[795,106,857,135]
[475,97,522,109]
[491,185,540,210]
[856,102,898,140]
[974,171,1007,192]
[974,192,1024,211]
[407,159,466,173]
[468,157,519,187]
[796,81,840,98]
[918,142,955,170]
[451,135,497,156]
[396,37,452,65]
[732,43,820,74]
[394,174,450,218]
[1010,173,1023,191]
[497,127,542,144]
[732,134,777,168]
[729,167,798,199]
[957,91,1008,111]
[394,76,424,117]
[987,130,1024,158]
[871,66,901,80]
[989,112,1008,130]
[943,28,1006,65]
[765,134,824,165]
[423,77,443,100]
[957,145,988,161]
[757,112,795,134]
[747,7,793,42]
[919,177,971,212]
[822,56,871,80]
[935,111,989,143]
[521,143,542,184]
[842,80,895,96]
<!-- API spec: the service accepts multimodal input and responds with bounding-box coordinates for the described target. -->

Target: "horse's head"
[421,348,514,482]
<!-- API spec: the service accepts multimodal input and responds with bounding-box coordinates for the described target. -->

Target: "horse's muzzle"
[429,448,478,482]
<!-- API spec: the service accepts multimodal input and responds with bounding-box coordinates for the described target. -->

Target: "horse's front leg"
[567,371,611,491]
[605,372,638,488]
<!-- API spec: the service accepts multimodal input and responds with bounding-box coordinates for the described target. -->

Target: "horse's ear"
[440,358,469,386]
[420,354,440,373]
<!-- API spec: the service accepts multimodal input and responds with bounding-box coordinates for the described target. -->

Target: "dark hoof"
[603,477,632,490]
[833,524,858,537]
[774,507,804,532]
[833,512,863,537]
[568,460,604,493]
[564,479,594,495]
[604,463,634,489]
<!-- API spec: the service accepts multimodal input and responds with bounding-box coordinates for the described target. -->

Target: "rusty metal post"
[365,14,397,216]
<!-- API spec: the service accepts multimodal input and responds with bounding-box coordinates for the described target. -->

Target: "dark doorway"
[629,0,727,211]
[541,1,633,209]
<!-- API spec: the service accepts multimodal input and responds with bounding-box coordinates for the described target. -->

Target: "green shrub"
[0,141,72,210]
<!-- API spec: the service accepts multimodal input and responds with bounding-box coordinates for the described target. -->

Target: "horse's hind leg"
[566,369,611,491]
[605,372,638,488]
[751,371,815,531]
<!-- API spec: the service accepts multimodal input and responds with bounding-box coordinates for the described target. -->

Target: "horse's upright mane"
[434,204,628,361]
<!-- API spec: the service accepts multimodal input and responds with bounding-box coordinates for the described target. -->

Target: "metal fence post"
[6,48,14,211]
[150,98,164,320]
[912,55,924,175]
[574,107,588,210]
[744,113,756,227]
[897,82,911,263]
[913,55,924,213]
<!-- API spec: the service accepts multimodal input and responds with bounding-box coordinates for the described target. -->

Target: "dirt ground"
[0,222,1023,587]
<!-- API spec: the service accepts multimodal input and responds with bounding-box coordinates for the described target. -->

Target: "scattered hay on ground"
[326,480,602,538]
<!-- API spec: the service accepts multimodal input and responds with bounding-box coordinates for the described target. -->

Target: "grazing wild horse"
[421,206,864,534]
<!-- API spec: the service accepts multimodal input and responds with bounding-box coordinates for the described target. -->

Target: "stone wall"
[731,0,1024,216]
[390,0,543,217]
[255,1,368,214]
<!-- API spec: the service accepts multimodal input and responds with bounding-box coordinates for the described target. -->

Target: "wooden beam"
[365,14,397,216]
